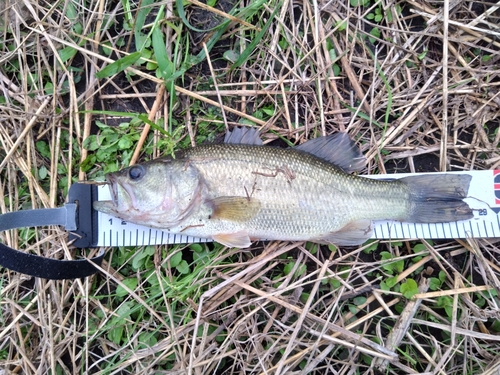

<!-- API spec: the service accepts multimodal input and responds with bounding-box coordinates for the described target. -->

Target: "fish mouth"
[107,174,119,207]
[106,174,139,210]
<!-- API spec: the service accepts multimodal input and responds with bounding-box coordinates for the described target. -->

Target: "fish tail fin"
[400,174,473,223]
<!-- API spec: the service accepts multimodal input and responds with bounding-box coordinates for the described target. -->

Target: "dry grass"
[0,0,500,373]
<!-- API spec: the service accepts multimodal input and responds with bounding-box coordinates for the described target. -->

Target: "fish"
[93,128,474,248]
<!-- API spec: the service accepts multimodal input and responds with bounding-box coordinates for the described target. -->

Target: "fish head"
[93,159,203,228]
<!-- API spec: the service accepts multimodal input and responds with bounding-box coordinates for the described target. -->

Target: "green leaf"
[118,137,133,150]
[176,260,190,274]
[283,262,294,275]
[134,0,155,50]
[385,8,394,22]
[385,275,399,288]
[381,252,404,274]
[82,110,170,136]
[278,38,289,49]
[413,244,427,253]
[116,278,139,297]
[380,280,390,291]
[38,166,48,180]
[44,82,54,95]
[482,54,492,62]
[283,261,306,277]
[363,240,379,253]
[170,252,182,268]
[348,305,358,314]
[223,49,240,63]
[353,296,367,305]
[418,49,428,60]
[369,27,381,44]
[475,297,486,308]
[146,61,158,70]
[65,1,83,34]
[336,20,347,31]
[138,332,158,349]
[437,296,454,318]
[439,270,447,282]
[108,302,133,344]
[228,5,280,73]
[429,277,442,291]
[329,278,341,288]
[190,243,203,253]
[400,278,419,299]
[36,141,51,158]
[176,0,227,33]
[109,325,124,345]
[96,51,142,78]
[152,27,175,88]
[82,135,98,151]
[58,47,78,63]
[80,154,96,172]
[262,107,275,116]
[350,0,369,6]
[101,42,113,56]
[490,319,500,332]
[132,246,155,270]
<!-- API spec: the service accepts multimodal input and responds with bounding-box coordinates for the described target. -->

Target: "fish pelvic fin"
[402,174,473,223]
[315,219,373,246]
[209,196,261,222]
[213,231,252,248]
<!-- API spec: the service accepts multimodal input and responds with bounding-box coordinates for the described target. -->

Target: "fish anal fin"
[295,133,366,173]
[213,231,252,248]
[316,219,373,246]
[209,196,261,222]
[224,127,263,145]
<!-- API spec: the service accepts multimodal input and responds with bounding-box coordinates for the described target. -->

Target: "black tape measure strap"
[0,202,104,280]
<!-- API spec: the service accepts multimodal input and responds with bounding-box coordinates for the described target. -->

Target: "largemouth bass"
[94,129,473,247]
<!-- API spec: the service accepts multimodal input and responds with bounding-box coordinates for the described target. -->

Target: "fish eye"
[128,165,145,181]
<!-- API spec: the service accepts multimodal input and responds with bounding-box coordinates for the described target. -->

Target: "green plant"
[436,295,456,319]
[400,278,418,299]
[429,270,447,291]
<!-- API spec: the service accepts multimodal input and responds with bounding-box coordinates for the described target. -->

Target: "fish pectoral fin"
[317,220,373,246]
[213,231,252,248]
[209,196,261,222]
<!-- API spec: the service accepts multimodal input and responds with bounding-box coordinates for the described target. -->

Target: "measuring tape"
[86,170,498,247]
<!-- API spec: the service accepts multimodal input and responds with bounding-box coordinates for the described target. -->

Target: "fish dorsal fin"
[213,231,252,248]
[209,196,261,222]
[224,127,263,145]
[295,133,366,173]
